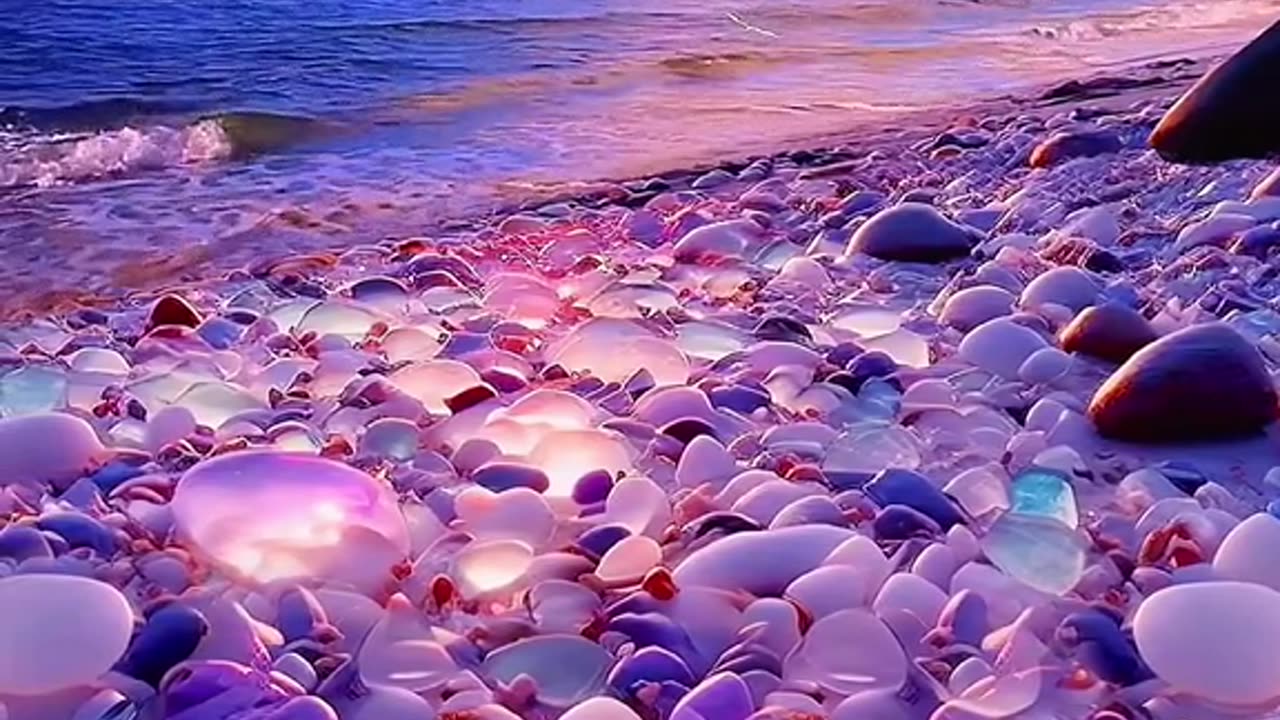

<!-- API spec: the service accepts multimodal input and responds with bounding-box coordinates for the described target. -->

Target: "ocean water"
[0,0,1277,308]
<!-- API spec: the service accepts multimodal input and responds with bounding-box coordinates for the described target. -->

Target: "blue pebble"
[826,342,865,369]
[576,524,631,560]
[471,463,549,493]
[609,613,706,675]
[116,602,209,686]
[1267,500,1280,519]
[873,504,942,540]
[845,350,897,390]
[36,512,120,557]
[865,468,965,529]
[608,646,695,697]
[1058,610,1153,686]
[708,385,770,414]
[938,589,988,646]
[197,318,244,350]
[0,525,53,562]
[276,586,336,644]
[89,460,146,493]
[711,642,782,677]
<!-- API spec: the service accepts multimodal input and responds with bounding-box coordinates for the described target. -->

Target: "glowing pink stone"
[172,450,409,587]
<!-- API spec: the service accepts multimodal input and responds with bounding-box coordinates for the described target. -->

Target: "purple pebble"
[0,525,53,562]
[865,468,965,529]
[472,463,550,493]
[709,385,770,414]
[873,504,943,540]
[576,524,631,560]
[572,469,614,505]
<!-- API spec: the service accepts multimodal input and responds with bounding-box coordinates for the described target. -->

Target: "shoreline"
[0,52,1223,322]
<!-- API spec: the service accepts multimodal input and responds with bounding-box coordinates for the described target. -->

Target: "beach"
[4,2,1280,719]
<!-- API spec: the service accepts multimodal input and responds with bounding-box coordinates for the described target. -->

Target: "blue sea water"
[0,0,1276,304]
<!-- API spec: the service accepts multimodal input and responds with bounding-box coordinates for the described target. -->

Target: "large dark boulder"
[1088,324,1278,442]
[1151,20,1280,163]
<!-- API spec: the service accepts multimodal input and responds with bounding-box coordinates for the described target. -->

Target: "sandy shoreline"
[0,53,1223,322]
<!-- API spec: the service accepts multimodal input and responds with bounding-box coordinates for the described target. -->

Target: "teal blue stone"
[1010,468,1079,529]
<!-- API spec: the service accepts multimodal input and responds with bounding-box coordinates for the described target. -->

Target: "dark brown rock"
[1060,304,1158,364]
[146,295,202,332]
[1088,324,1278,442]
[1030,130,1123,168]
[1151,20,1280,163]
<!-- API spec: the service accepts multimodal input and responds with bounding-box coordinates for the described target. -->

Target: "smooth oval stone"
[1059,303,1157,364]
[116,603,209,686]
[572,469,614,506]
[1088,323,1278,442]
[675,435,738,489]
[0,413,104,488]
[865,469,963,530]
[1020,267,1098,313]
[357,596,456,693]
[848,203,975,262]
[1029,129,1123,168]
[562,697,642,720]
[1134,581,1280,705]
[36,512,119,557]
[172,451,409,586]
[1214,513,1280,591]
[784,608,907,696]
[959,318,1049,380]
[597,535,662,583]
[1151,20,1280,163]
[671,672,753,720]
[454,539,534,596]
[0,574,134,695]
[472,463,550,494]
[673,220,758,264]
[770,495,846,529]
[482,635,613,707]
[940,286,1016,332]
[873,572,948,626]
[1017,347,1071,385]
[674,526,855,596]
[785,565,865,620]
[529,428,634,498]
[873,505,941,540]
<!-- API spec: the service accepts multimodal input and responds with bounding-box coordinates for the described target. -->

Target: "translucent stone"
[483,274,560,329]
[873,573,948,626]
[0,575,133,695]
[981,513,1085,596]
[528,580,602,634]
[562,697,642,720]
[944,467,1010,518]
[66,348,129,375]
[550,319,689,385]
[144,405,197,453]
[381,327,444,364]
[481,635,612,707]
[671,673,754,720]
[941,668,1043,719]
[529,429,633,499]
[830,305,902,337]
[390,360,484,415]
[455,487,555,547]
[172,451,410,587]
[784,608,907,696]
[1009,468,1079,529]
[823,426,921,474]
[603,476,671,538]
[266,299,319,331]
[675,435,738,488]
[823,535,892,606]
[1134,582,1280,706]
[454,539,534,596]
[596,535,661,583]
[0,413,104,487]
[785,566,866,619]
[676,321,751,361]
[171,381,264,428]
[586,281,679,319]
[958,318,1048,380]
[0,366,67,416]
[295,300,388,339]
[1214,513,1280,592]
[357,596,458,692]
[863,329,930,368]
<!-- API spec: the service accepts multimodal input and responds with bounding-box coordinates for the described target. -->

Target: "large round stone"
[848,203,976,263]
[1150,20,1280,163]
[1088,324,1277,442]
[1059,303,1158,364]
[1134,581,1280,705]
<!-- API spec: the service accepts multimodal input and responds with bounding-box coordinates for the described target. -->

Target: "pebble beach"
[7,6,1280,720]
